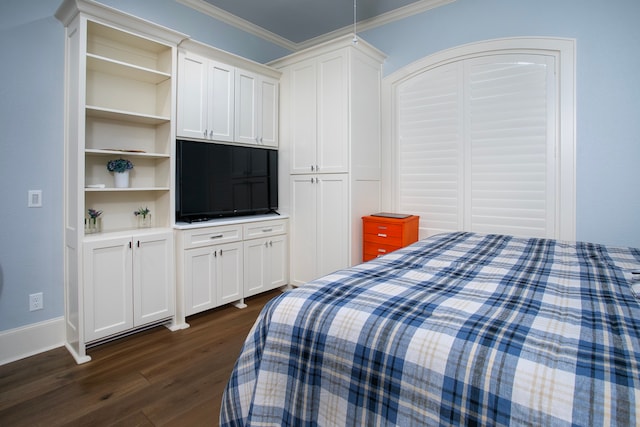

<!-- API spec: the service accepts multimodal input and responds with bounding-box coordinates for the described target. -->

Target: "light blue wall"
[0,1,66,333]
[360,0,640,248]
[1,0,638,334]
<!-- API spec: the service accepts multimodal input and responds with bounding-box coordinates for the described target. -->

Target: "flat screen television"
[176,140,278,222]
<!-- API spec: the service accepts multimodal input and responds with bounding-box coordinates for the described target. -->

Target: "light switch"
[28,190,42,207]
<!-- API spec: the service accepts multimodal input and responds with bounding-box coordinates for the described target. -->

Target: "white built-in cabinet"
[177,39,280,147]
[175,216,288,322]
[177,51,235,142]
[179,225,244,316]
[83,231,174,342]
[243,220,288,297]
[289,174,348,285]
[287,53,349,174]
[271,36,386,286]
[56,0,186,363]
[235,69,279,147]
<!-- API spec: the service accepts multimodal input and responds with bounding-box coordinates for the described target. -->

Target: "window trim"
[381,37,576,241]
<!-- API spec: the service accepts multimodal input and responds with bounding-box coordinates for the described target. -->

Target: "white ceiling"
[178,0,455,50]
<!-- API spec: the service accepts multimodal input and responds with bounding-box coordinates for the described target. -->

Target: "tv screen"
[176,140,278,222]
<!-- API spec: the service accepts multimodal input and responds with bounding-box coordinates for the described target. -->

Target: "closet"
[271,36,386,285]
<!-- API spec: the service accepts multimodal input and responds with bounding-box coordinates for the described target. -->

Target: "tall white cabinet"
[271,36,386,286]
[56,0,186,363]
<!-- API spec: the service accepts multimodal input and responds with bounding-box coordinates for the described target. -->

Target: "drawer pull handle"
[262,228,272,233]
[210,234,224,239]
[378,249,387,253]
[377,233,387,238]
[378,226,388,230]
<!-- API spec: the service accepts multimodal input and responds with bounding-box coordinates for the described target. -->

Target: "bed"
[220,232,640,426]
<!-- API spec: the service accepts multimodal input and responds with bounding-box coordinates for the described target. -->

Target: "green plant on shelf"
[134,206,150,218]
[107,158,134,173]
[87,208,102,219]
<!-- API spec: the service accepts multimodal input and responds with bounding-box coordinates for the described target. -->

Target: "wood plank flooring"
[0,289,282,427]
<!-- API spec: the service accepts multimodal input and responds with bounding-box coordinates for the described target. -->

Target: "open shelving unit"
[83,20,175,232]
[56,0,188,364]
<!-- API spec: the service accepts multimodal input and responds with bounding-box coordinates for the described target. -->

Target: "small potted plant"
[85,208,103,234]
[134,206,151,228]
[107,158,134,188]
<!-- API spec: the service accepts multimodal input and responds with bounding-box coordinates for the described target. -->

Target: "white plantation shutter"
[466,55,555,237]
[397,53,556,239]
[397,62,463,235]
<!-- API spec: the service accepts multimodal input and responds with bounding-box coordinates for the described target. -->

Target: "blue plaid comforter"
[220,232,640,426]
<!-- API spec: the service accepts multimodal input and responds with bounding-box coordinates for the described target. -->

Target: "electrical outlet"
[29,293,43,311]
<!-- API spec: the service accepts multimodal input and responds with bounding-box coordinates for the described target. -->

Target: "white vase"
[114,170,129,188]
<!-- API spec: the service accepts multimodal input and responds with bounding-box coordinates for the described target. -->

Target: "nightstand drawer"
[363,221,404,238]
[363,242,402,260]
[363,232,402,247]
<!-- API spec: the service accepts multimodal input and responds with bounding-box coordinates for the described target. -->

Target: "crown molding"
[176,0,299,51]
[57,0,188,45]
[176,0,455,52]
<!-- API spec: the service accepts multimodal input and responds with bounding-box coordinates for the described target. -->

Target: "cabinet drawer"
[363,242,402,261]
[243,219,287,239]
[363,221,404,238]
[363,232,402,247]
[182,226,242,249]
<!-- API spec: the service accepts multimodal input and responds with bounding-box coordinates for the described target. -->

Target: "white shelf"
[87,54,170,84]
[84,187,170,192]
[86,105,170,125]
[85,149,170,159]
[83,226,173,242]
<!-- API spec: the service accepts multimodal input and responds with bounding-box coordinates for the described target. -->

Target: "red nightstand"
[362,214,419,262]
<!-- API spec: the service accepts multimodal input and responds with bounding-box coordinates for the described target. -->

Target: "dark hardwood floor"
[0,289,282,427]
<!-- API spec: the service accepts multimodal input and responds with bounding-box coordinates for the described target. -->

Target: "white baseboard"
[0,317,65,366]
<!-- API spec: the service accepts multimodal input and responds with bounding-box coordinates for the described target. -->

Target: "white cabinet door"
[243,234,287,297]
[184,246,216,316]
[290,60,317,174]
[289,174,349,286]
[290,175,318,285]
[207,60,235,142]
[177,51,208,140]
[177,52,235,141]
[316,174,349,278]
[235,69,258,145]
[84,232,174,342]
[259,76,279,148]
[316,51,348,174]
[217,241,244,305]
[133,231,174,326]
[243,237,267,297]
[266,234,288,290]
[83,236,133,342]
[289,52,347,174]
[183,241,243,314]
[235,70,279,147]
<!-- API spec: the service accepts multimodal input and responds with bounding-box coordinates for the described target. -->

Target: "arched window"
[382,38,575,240]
